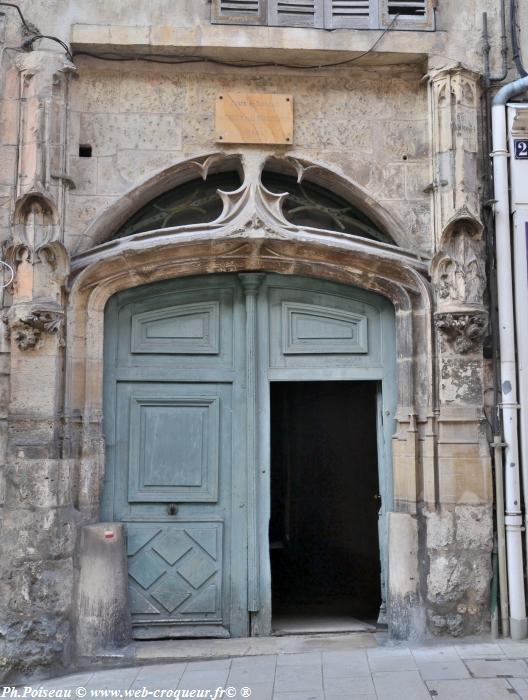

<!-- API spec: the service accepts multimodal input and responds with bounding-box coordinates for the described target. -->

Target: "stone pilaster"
[0,50,75,681]
[425,66,492,637]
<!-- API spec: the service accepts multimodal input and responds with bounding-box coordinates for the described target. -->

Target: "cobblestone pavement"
[11,639,528,700]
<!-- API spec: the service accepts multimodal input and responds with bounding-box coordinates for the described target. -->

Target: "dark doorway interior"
[269,381,381,630]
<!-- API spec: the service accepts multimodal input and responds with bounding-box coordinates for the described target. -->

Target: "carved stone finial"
[434,311,488,354]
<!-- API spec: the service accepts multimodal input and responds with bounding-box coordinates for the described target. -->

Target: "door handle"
[167,503,179,516]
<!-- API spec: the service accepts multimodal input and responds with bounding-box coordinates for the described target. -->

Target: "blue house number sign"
[514,139,528,159]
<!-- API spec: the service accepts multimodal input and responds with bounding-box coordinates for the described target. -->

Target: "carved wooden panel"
[125,390,220,503]
[126,522,223,624]
[131,302,220,355]
[282,301,368,354]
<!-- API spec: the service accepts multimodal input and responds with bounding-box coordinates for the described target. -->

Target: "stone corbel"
[434,311,488,354]
[4,302,65,350]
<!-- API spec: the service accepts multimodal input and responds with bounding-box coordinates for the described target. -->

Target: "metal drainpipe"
[492,76,528,640]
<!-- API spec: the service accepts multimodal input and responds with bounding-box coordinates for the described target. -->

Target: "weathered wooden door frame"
[252,273,396,635]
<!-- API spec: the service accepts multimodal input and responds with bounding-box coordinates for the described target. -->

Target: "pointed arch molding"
[72,152,414,257]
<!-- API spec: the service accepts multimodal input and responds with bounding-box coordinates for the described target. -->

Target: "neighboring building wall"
[0,0,511,680]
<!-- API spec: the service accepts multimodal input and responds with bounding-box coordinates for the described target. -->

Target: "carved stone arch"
[74,152,244,253]
[73,151,412,255]
[262,154,410,249]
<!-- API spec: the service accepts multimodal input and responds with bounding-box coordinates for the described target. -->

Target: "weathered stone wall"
[0,0,506,680]
[66,60,431,255]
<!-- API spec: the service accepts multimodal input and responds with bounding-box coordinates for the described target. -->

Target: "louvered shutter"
[211,0,266,25]
[387,0,426,16]
[325,0,374,28]
[269,0,324,28]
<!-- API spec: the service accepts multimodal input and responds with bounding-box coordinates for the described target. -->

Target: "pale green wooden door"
[102,276,248,639]
[103,273,395,638]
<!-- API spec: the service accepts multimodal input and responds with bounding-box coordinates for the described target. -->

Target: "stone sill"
[70,24,433,67]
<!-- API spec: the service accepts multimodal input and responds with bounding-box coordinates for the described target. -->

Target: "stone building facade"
[0,0,525,681]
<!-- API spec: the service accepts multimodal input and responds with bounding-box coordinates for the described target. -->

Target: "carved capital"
[434,311,488,354]
[4,302,65,350]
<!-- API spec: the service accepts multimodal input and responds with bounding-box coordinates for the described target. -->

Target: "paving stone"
[507,678,528,699]
[239,682,274,700]
[178,669,231,690]
[454,643,505,659]
[322,651,370,677]
[426,678,513,699]
[372,670,430,700]
[323,675,375,695]
[35,673,94,689]
[130,663,187,690]
[186,659,233,671]
[411,646,460,663]
[416,660,470,680]
[277,653,322,666]
[325,696,376,700]
[274,664,323,693]
[499,642,528,659]
[84,668,141,690]
[135,662,187,681]
[464,658,528,677]
[367,647,418,672]
[229,661,278,684]
[273,693,324,700]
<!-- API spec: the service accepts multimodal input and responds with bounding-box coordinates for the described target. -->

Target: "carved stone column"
[0,50,76,680]
[425,65,492,638]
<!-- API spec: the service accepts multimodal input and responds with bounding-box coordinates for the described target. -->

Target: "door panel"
[104,276,246,639]
[268,283,383,370]
[121,384,220,503]
[126,522,224,625]
[131,301,220,355]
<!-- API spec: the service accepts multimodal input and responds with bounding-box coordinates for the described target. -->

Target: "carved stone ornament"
[4,303,65,350]
[431,210,486,310]
[434,311,488,354]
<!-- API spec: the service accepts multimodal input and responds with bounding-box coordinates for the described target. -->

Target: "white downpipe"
[492,77,528,640]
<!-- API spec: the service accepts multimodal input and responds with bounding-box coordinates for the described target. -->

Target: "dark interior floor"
[269,381,381,627]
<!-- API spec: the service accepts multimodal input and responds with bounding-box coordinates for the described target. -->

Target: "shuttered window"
[212,0,433,29]
[269,1,324,28]
[387,0,426,16]
[211,0,265,25]
[325,0,373,28]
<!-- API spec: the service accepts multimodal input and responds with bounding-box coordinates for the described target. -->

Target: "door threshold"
[81,631,385,671]
[271,615,377,636]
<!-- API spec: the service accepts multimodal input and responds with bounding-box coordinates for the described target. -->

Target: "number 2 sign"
[514,139,528,159]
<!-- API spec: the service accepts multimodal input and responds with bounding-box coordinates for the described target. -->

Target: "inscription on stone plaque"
[216,92,293,145]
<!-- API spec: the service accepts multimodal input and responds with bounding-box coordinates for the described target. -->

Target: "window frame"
[211,0,435,30]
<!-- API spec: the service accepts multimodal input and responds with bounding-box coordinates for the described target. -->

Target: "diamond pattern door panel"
[126,523,223,623]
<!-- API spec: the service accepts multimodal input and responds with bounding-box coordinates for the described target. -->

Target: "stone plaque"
[216,93,293,145]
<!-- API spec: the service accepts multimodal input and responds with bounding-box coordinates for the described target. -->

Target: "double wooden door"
[102,273,395,639]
